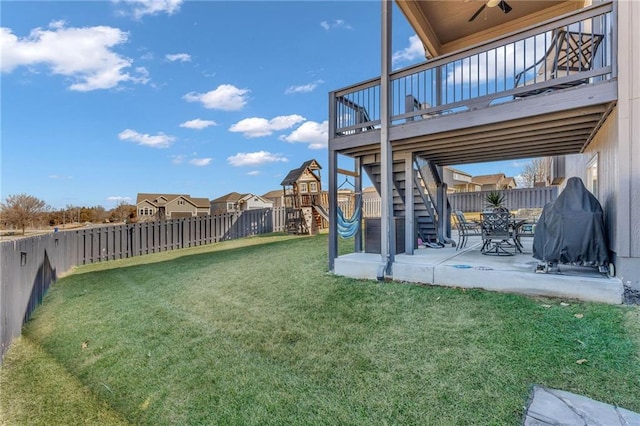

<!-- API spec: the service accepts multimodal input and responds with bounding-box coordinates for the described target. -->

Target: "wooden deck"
[328,2,615,166]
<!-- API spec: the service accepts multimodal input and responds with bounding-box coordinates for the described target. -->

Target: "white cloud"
[166,53,191,62]
[118,128,175,148]
[511,160,529,168]
[189,158,212,166]
[106,196,132,203]
[280,120,328,150]
[171,154,186,164]
[392,34,425,66]
[116,0,184,19]
[229,114,305,138]
[0,22,147,91]
[247,170,261,176]
[227,151,288,167]
[179,118,217,129]
[48,174,72,180]
[183,84,249,111]
[320,19,352,31]
[285,80,324,94]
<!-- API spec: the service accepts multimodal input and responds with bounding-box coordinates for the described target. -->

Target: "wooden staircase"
[363,159,439,244]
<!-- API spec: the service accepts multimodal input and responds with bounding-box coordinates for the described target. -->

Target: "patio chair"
[452,210,483,250]
[514,29,604,98]
[514,208,541,238]
[480,211,517,256]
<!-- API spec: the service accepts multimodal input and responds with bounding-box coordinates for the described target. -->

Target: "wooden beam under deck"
[392,112,604,148]
[439,146,583,166]
[413,133,592,158]
[331,82,616,167]
[392,121,599,152]
[418,139,590,164]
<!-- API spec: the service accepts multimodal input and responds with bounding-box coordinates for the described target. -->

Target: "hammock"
[337,203,361,238]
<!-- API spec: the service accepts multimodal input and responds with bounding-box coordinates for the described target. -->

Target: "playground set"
[281,159,360,236]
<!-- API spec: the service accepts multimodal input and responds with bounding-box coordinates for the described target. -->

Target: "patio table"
[480,212,523,256]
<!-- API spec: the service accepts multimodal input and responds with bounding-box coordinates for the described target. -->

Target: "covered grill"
[533,177,609,271]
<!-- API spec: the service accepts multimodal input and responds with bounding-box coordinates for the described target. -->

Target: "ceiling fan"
[468,0,513,23]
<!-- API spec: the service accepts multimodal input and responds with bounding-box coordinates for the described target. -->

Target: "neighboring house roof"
[136,193,210,208]
[503,177,517,188]
[212,192,271,205]
[239,193,271,204]
[262,189,284,199]
[472,173,517,188]
[280,159,321,186]
[472,174,505,185]
[211,192,244,203]
[447,166,472,177]
[189,197,211,208]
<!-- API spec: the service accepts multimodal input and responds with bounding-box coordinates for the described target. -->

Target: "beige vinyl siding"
[565,108,617,252]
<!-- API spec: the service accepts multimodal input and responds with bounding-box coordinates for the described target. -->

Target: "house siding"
[165,198,197,218]
[565,109,618,252]
[243,197,272,210]
[617,0,640,288]
[562,0,640,289]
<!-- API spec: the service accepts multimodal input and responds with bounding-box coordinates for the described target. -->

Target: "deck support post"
[354,157,363,252]
[328,148,338,271]
[379,0,394,276]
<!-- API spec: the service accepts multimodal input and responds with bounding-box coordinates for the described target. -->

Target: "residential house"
[473,173,518,191]
[210,192,273,214]
[442,167,481,193]
[136,193,210,221]
[262,189,286,208]
[327,1,639,291]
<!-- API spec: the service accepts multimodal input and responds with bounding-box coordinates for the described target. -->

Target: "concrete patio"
[334,234,623,304]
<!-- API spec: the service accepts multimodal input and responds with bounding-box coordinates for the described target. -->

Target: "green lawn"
[2,233,639,425]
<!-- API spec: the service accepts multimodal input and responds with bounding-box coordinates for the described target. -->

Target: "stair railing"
[414,159,442,242]
[416,157,454,245]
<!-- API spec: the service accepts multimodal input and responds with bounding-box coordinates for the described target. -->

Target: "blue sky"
[1,0,528,209]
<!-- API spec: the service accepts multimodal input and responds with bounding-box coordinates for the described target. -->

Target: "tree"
[0,194,50,235]
[108,202,136,223]
[518,158,551,188]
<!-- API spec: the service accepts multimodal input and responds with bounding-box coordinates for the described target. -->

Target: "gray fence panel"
[449,187,557,212]
[1,232,73,360]
[1,208,296,362]
[274,206,286,232]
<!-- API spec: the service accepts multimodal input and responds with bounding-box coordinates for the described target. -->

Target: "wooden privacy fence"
[346,187,555,218]
[448,187,558,213]
[0,207,286,361]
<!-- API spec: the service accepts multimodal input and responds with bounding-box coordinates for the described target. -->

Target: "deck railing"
[330,2,613,138]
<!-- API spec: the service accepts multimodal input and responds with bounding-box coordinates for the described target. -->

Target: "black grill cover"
[533,177,608,266]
